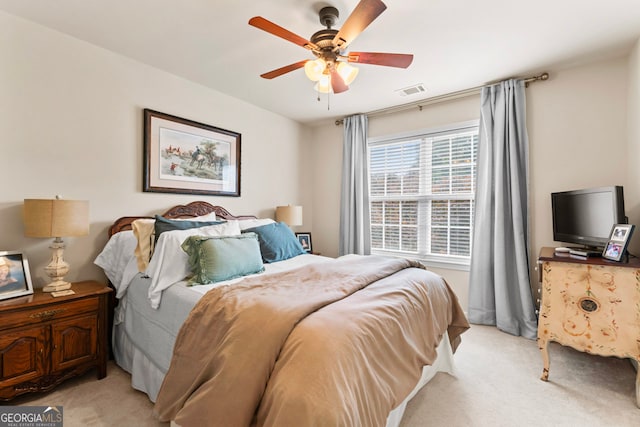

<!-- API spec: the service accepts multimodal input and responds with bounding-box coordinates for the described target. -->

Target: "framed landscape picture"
[0,251,34,301]
[143,109,241,197]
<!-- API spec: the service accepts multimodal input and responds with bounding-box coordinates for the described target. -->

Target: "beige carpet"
[12,325,640,426]
[401,325,639,427]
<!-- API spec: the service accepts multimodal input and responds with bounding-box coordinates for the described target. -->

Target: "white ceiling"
[2,0,640,125]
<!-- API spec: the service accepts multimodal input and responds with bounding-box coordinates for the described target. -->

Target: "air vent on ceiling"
[396,84,426,97]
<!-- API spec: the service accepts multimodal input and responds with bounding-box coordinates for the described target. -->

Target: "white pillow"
[238,218,275,231]
[146,220,241,309]
[94,230,137,291]
[130,213,218,273]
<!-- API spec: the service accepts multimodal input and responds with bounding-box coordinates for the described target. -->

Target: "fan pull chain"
[315,87,331,111]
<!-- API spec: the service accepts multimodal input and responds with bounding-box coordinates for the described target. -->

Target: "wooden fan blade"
[348,52,414,68]
[260,60,308,79]
[330,69,349,94]
[332,0,387,49]
[249,17,317,50]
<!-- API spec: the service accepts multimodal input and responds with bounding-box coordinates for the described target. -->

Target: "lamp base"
[42,238,72,293]
[42,281,72,292]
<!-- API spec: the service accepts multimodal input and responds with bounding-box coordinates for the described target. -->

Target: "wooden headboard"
[108,201,257,237]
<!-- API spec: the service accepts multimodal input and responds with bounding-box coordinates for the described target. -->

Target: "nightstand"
[537,247,640,407]
[0,280,112,401]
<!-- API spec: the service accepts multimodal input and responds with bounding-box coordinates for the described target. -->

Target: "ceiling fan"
[248,0,414,94]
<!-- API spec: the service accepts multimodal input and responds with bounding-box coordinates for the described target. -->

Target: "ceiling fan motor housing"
[311,7,342,64]
[310,29,339,49]
[319,6,339,28]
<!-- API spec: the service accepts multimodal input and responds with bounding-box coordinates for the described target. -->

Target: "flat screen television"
[551,186,626,249]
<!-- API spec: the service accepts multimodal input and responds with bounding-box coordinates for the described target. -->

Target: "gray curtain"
[339,114,371,255]
[468,79,537,339]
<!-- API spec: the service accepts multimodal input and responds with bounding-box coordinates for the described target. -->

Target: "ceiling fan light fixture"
[336,62,359,85]
[304,59,325,82]
[250,0,413,96]
[314,75,331,93]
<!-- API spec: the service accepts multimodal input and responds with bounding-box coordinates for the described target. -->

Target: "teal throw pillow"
[154,215,224,243]
[243,221,306,263]
[181,233,264,284]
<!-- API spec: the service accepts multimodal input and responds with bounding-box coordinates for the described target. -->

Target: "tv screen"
[551,186,626,249]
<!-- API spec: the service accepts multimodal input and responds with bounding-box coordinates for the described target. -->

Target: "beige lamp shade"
[275,205,303,227]
[23,199,90,238]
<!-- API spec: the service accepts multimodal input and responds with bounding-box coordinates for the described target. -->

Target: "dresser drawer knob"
[30,308,65,320]
[579,298,599,313]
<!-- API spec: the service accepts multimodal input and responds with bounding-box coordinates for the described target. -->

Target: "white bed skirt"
[113,324,166,402]
[114,324,455,427]
[386,332,455,427]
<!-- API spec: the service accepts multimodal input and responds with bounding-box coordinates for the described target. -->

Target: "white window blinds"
[369,123,479,264]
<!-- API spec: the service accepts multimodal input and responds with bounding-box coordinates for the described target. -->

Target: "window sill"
[371,250,470,272]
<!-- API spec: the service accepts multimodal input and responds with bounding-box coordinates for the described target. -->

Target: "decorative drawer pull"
[579,298,599,313]
[30,308,65,319]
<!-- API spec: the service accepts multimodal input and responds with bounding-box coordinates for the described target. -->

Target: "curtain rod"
[335,72,549,126]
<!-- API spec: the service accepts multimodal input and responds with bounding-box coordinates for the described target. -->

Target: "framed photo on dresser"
[602,224,635,261]
[0,251,34,301]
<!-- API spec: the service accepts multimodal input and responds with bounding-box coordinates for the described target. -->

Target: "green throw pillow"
[181,233,264,284]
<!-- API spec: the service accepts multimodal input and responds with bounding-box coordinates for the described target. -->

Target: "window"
[368,122,479,267]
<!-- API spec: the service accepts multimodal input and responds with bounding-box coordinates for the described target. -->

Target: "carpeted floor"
[11,325,640,426]
[401,325,639,427]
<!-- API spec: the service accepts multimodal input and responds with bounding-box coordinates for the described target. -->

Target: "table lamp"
[23,197,90,292]
[275,205,302,227]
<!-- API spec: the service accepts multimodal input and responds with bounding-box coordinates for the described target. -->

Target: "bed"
[96,202,469,427]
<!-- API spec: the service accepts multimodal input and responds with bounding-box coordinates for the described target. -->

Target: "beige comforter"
[154,255,469,426]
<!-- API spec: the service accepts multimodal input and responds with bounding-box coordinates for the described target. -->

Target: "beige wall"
[4,8,638,310]
[308,54,634,311]
[0,11,310,288]
[626,39,640,255]
[527,56,629,302]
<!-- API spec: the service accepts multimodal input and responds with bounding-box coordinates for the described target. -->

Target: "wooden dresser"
[537,247,640,407]
[0,280,111,400]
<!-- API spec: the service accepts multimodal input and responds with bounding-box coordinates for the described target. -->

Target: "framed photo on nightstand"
[0,251,34,301]
[295,232,312,253]
[602,224,635,261]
